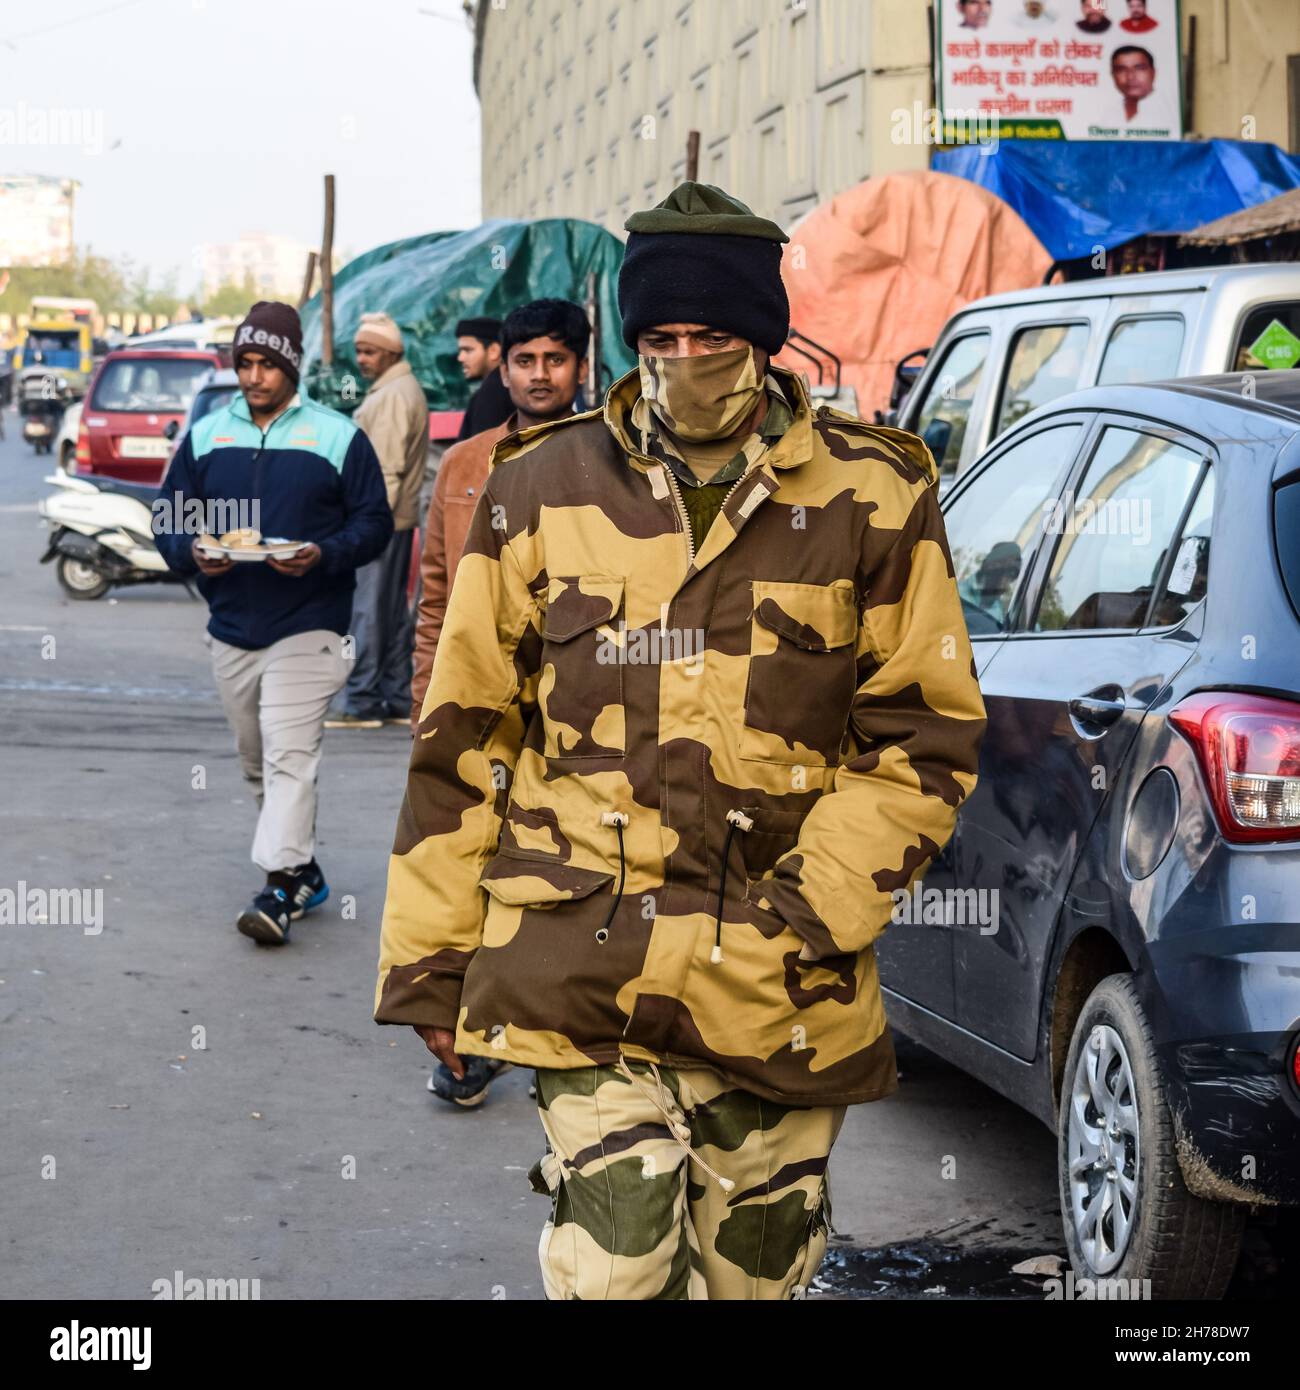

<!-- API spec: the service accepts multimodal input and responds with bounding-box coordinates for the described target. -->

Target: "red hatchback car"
[76,348,223,483]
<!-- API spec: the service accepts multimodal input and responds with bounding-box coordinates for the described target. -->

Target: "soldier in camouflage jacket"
[376,183,987,1299]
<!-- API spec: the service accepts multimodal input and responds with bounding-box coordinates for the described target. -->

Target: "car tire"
[55,554,110,601]
[60,441,75,473]
[1058,973,1245,1299]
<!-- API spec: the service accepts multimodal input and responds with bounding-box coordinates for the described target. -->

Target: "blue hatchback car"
[876,371,1300,1299]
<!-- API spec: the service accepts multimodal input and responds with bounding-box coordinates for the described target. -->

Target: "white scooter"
[38,471,194,601]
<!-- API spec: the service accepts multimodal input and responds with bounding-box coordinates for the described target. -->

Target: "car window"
[1097,316,1185,386]
[190,385,237,424]
[1233,301,1300,371]
[92,358,213,413]
[1147,468,1214,628]
[913,331,990,482]
[995,323,1090,436]
[1033,427,1206,633]
[942,423,1082,637]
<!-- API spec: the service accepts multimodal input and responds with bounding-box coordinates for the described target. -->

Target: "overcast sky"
[0,0,482,286]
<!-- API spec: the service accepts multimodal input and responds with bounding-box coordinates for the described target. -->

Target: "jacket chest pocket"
[741,580,858,767]
[540,575,626,759]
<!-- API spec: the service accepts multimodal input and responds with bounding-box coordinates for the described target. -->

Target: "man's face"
[502,334,588,417]
[637,323,768,373]
[457,336,500,380]
[1127,0,1147,16]
[236,353,294,415]
[1113,51,1155,99]
[959,0,992,27]
[1024,1,1045,16]
[1081,0,1106,19]
[355,342,400,382]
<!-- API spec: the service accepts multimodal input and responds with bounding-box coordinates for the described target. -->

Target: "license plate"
[119,435,172,459]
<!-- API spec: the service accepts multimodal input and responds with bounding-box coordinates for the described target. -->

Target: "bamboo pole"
[320,175,335,368]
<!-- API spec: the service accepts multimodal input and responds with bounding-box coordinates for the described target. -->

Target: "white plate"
[119,435,172,460]
[196,537,307,562]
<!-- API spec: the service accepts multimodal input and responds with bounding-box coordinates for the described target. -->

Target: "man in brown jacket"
[329,312,429,727]
[410,298,590,743]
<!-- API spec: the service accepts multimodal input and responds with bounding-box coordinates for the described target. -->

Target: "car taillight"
[75,420,91,473]
[1169,692,1300,843]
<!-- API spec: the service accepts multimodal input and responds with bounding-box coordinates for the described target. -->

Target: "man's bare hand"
[267,541,321,576]
[192,537,234,576]
[413,1024,464,1079]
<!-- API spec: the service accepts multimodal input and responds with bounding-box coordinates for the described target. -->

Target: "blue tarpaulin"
[932,139,1300,263]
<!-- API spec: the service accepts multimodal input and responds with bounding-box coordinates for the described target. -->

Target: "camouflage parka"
[375,366,987,1106]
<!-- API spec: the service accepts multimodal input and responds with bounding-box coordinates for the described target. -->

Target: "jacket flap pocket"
[543,575,624,642]
[479,851,614,906]
[752,581,857,651]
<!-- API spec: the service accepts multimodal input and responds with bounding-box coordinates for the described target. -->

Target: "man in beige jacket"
[329,312,430,727]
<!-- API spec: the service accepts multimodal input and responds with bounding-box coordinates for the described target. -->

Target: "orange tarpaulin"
[775,170,1053,419]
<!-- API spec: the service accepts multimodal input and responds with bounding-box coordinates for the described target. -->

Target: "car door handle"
[1069,686,1128,734]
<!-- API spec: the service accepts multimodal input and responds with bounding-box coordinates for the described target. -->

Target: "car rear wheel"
[56,554,110,600]
[1058,973,1245,1299]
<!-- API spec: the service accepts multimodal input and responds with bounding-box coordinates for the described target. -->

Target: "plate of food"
[196,529,308,562]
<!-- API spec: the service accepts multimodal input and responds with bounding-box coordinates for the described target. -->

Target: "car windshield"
[26,331,80,354]
[92,358,213,413]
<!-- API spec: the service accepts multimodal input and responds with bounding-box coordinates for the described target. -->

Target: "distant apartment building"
[198,232,315,302]
[0,175,78,267]
[471,0,933,234]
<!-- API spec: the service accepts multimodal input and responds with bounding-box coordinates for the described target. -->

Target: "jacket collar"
[366,359,413,393]
[230,391,303,430]
[603,363,815,472]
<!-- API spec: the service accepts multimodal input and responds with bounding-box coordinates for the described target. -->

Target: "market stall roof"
[773,169,1051,420]
[933,139,1300,263]
[1179,186,1300,247]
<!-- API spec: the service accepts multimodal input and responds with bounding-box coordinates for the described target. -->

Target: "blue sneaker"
[237,884,293,945]
[236,862,329,945]
[427,1056,512,1108]
[285,860,329,918]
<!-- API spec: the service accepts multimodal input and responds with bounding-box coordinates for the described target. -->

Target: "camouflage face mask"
[638,345,764,442]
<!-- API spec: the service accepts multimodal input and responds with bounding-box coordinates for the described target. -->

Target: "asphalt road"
[0,413,1090,1300]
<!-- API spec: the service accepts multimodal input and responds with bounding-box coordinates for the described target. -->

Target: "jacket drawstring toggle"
[596,811,629,944]
[713,809,753,965]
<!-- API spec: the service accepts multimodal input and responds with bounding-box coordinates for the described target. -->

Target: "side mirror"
[162,420,180,441]
[922,418,952,468]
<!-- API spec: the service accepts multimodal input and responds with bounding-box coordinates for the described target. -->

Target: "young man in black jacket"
[155,301,393,943]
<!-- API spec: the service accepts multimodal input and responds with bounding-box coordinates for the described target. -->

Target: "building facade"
[0,175,78,267]
[472,0,1300,235]
[472,0,933,234]
[197,232,315,302]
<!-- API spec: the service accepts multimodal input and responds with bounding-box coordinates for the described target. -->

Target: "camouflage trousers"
[530,1059,845,1300]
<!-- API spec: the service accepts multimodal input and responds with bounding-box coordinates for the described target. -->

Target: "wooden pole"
[320,174,335,368]
[685,130,700,182]
[296,250,318,310]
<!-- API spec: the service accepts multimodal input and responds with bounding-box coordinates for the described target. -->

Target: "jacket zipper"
[658,461,756,568]
[658,460,696,568]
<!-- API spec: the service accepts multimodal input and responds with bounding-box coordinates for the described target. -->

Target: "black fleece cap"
[618,182,790,354]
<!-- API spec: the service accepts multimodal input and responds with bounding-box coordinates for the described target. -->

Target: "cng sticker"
[1248,318,1300,370]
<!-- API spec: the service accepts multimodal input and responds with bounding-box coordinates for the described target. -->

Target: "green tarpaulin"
[299,217,632,413]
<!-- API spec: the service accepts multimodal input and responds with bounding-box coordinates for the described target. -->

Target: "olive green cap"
[624,181,789,243]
